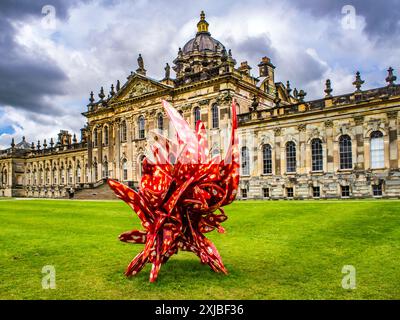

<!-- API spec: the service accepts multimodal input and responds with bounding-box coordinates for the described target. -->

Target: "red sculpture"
[108,99,239,282]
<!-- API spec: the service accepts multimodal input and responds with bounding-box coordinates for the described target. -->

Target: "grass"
[0,199,399,300]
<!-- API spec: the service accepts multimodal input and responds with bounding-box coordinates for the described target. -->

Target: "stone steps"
[73,182,117,200]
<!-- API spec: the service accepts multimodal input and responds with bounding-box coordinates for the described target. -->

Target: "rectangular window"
[286,142,296,173]
[372,184,383,197]
[212,105,219,128]
[311,139,323,171]
[262,187,270,198]
[341,186,350,198]
[123,169,128,181]
[93,131,98,147]
[262,145,272,174]
[104,129,109,146]
[286,187,294,198]
[241,147,250,176]
[241,188,248,199]
[139,128,145,139]
[339,136,353,169]
[371,136,384,169]
[121,121,128,142]
[313,186,320,198]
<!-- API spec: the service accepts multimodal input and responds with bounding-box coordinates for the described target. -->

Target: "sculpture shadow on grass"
[106,253,243,287]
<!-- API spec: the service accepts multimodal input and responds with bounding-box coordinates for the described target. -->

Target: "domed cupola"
[182,11,225,55]
[173,11,236,84]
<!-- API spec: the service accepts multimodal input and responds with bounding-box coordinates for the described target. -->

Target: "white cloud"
[2,0,399,148]
[0,106,82,149]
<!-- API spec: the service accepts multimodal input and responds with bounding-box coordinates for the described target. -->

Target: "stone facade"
[1,12,400,199]
[238,96,400,199]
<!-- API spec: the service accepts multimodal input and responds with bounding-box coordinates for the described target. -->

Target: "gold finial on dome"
[197,10,209,33]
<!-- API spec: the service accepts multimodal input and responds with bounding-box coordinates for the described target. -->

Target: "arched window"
[193,107,201,126]
[286,142,296,173]
[53,168,57,185]
[93,159,98,181]
[93,128,98,147]
[262,144,272,174]
[39,169,44,185]
[120,120,127,142]
[85,163,89,183]
[68,167,73,184]
[370,131,384,169]
[211,104,219,128]
[103,126,109,146]
[241,146,250,175]
[59,166,64,184]
[157,113,164,131]
[311,138,323,171]
[2,169,7,186]
[139,155,146,178]
[122,159,128,181]
[76,167,81,183]
[138,116,145,139]
[103,158,108,178]
[33,170,37,185]
[26,169,30,185]
[339,135,352,169]
[45,168,50,184]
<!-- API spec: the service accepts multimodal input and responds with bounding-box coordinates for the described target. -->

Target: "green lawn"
[0,199,399,300]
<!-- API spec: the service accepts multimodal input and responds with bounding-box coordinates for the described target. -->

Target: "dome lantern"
[197,10,209,34]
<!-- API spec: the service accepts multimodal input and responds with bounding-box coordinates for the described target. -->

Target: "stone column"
[72,158,76,186]
[97,125,103,176]
[49,162,53,186]
[252,129,259,177]
[107,123,114,178]
[274,128,282,176]
[128,116,136,181]
[87,125,93,183]
[353,115,365,170]
[114,119,121,181]
[387,111,398,169]
[324,120,334,172]
[298,124,307,174]
[384,128,390,169]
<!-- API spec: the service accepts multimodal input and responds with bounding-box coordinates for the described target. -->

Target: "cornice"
[238,98,400,128]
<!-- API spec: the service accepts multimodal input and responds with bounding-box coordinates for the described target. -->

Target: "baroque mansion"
[1,12,400,200]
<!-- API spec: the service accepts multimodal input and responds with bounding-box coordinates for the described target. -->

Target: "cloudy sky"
[1,0,399,148]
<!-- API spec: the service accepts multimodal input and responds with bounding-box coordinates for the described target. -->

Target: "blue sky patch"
[0,125,15,135]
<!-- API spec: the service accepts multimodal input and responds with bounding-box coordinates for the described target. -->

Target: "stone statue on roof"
[137,54,144,70]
